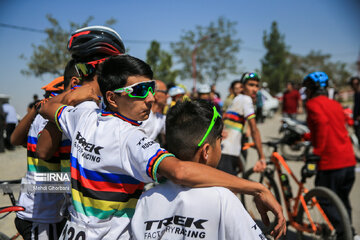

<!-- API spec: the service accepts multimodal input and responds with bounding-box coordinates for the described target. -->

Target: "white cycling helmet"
[168,86,185,97]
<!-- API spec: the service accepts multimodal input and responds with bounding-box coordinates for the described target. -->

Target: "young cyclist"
[218,72,266,175]
[10,77,70,240]
[303,71,358,239]
[38,55,286,240]
[131,100,265,239]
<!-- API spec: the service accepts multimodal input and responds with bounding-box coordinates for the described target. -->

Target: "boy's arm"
[36,122,62,160]
[157,157,286,240]
[10,106,37,146]
[247,117,266,172]
[38,85,99,122]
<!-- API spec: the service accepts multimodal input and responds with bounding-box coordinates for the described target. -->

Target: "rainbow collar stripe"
[101,110,142,126]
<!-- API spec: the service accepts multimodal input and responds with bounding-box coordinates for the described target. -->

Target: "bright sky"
[0,0,359,117]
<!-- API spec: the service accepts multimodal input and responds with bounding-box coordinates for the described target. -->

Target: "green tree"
[21,15,116,77]
[261,21,291,94]
[288,50,351,86]
[171,16,241,85]
[146,41,178,84]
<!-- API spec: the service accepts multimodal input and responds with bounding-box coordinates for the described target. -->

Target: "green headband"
[198,106,222,147]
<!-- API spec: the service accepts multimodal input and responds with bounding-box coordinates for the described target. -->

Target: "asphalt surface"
[0,112,359,239]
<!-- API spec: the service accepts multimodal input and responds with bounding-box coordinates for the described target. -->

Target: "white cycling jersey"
[131,181,265,240]
[221,94,255,157]
[55,104,173,239]
[140,110,166,140]
[17,114,70,223]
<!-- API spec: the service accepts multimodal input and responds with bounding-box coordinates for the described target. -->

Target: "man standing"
[2,99,17,150]
[282,82,302,119]
[140,80,168,143]
[303,71,358,238]
[218,72,266,175]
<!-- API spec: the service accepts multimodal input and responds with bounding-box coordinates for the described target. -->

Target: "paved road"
[0,112,359,238]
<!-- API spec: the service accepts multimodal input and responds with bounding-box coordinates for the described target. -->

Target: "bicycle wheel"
[296,186,352,240]
[240,168,281,235]
[0,232,10,240]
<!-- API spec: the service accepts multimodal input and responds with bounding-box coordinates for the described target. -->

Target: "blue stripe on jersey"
[70,155,141,184]
[27,136,37,145]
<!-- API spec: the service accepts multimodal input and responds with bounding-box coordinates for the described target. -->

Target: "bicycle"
[0,179,24,240]
[241,140,353,240]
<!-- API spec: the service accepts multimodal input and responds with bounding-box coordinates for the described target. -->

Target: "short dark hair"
[64,59,79,89]
[97,55,153,107]
[349,76,360,85]
[230,80,241,90]
[166,100,223,160]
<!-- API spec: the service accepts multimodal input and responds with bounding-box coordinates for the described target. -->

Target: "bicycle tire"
[296,186,352,240]
[0,232,10,240]
[240,168,281,235]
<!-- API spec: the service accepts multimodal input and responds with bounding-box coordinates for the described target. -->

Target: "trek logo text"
[74,131,103,163]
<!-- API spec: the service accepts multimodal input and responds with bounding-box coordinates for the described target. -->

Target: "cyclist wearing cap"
[10,76,70,240]
[303,71,357,238]
[218,72,266,175]
[131,100,265,240]
[38,55,286,240]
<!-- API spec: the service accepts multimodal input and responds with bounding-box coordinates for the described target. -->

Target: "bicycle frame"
[269,151,335,234]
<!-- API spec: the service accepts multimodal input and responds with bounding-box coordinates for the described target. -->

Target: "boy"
[218,72,266,175]
[38,55,285,239]
[131,100,265,239]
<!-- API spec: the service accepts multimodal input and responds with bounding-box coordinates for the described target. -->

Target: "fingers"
[271,210,287,239]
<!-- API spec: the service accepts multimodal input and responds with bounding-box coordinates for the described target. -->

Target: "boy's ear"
[70,77,81,88]
[106,91,118,109]
[199,143,211,165]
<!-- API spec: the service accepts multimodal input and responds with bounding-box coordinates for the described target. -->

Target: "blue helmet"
[303,72,329,89]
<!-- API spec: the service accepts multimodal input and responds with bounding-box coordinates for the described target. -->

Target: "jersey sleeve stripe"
[224,112,245,123]
[246,113,256,120]
[54,105,67,132]
[71,178,143,202]
[27,157,61,172]
[70,155,141,184]
[146,149,173,181]
[27,136,38,145]
[151,153,174,183]
[71,189,136,219]
[224,119,243,132]
[71,166,144,194]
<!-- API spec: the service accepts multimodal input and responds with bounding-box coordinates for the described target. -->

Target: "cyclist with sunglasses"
[38,55,285,240]
[131,100,265,240]
[218,72,266,175]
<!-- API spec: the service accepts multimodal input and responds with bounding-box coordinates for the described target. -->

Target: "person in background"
[2,99,18,150]
[303,71,358,239]
[140,80,168,144]
[222,79,242,113]
[27,94,40,113]
[219,72,266,175]
[255,88,264,123]
[350,76,360,148]
[198,84,222,115]
[282,81,302,119]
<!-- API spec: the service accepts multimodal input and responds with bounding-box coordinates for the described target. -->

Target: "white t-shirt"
[221,94,255,157]
[131,181,265,240]
[56,105,173,239]
[140,110,166,140]
[2,103,18,124]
